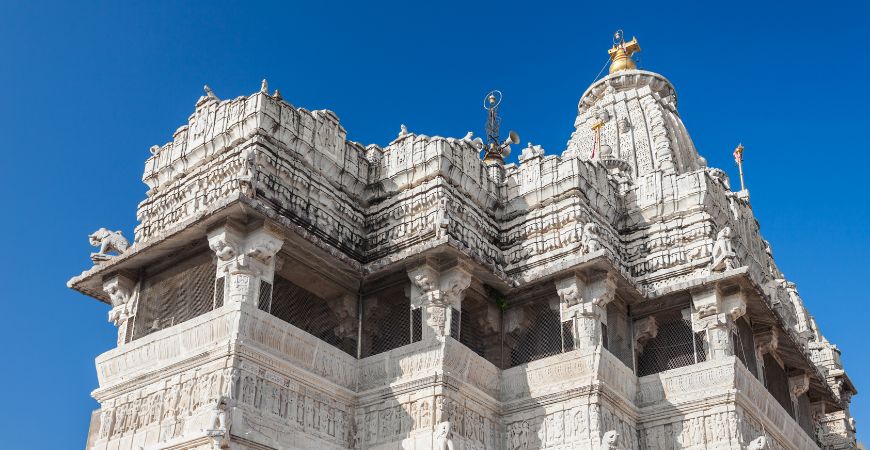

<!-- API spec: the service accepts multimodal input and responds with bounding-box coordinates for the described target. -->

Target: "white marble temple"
[68,36,857,450]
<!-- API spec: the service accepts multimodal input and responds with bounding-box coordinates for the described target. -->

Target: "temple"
[69,34,858,449]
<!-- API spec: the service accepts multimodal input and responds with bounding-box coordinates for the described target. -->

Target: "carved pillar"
[789,372,810,422]
[407,262,471,341]
[633,316,658,356]
[690,286,746,360]
[102,272,137,345]
[754,329,779,386]
[555,271,617,351]
[207,221,284,308]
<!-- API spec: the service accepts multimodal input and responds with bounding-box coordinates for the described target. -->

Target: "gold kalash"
[608,31,641,74]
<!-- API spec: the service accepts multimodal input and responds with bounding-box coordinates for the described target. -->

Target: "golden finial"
[608,30,641,74]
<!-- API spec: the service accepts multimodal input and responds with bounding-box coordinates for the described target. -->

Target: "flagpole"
[734,143,745,191]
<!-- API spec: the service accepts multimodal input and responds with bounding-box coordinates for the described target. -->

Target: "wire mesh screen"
[606,301,634,368]
[361,291,410,357]
[258,280,272,312]
[459,307,486,357]
[449,308,461,340]
[734,317,758,377]
[133,252,216,340]
[561,321,575,351]
[509,303,562,366]
[763,353,795,418]
[797,394,814,437]
[270,275,357,356]
[637,311,705,377]
[411,308,422,343]
[123,320,134,344]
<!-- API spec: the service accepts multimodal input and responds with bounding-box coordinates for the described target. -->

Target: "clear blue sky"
[1,1,867,447]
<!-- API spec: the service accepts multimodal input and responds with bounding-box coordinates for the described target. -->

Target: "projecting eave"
[67,193,367,304]
[639,265,840,406]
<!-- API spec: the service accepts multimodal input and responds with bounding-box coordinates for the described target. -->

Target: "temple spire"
[608,30,641,74]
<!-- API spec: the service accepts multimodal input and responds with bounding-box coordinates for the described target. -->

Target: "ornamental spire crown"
[608,30,641,74]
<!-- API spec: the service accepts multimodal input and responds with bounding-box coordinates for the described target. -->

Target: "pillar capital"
[554,270,617,313]
[207,221,284,306]
[789,373,811,398]
[755,328,779,356]
[554,270,618,350]
[690,285,746,326]
[691,285,747,360]
[102,272,138,345]
[634,316,659,354]
[406,262,472,338]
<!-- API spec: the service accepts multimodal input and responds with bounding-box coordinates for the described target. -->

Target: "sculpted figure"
[89,228,129,263]
[209,239,236,261]
[581,223,602,254]
[434,421,455,450]
[747,435,767,450]
[205,397,232,450]
[600,429,619,449]
[99,408,114,439]
[711,226,738,272]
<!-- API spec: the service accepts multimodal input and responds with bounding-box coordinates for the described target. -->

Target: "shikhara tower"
[69,35,858,450]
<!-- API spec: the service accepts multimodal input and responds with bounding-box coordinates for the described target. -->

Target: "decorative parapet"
[93,306,239,392]
[637,356,820,449]
[500,348,635,405]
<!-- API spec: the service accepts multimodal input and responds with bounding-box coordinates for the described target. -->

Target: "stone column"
[754,328,778,386]
[102,272,137,345]
[633,316,659,356]
[789,372,810,421]
[690,286,746,360]
[207,221,284,308]
[554,271,617,351]
[407,261,471,341]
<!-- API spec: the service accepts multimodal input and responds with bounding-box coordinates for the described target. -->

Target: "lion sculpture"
[747,435,767,450]
[89,228,129,263]
[600,429,619,450]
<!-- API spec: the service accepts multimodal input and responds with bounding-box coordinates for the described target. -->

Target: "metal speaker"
[507,130,520,145]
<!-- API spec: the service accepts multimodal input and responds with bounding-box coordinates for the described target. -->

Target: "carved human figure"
[711,226,738,272]
[209,238,236,261]
[434,421,455,450]
[147,393,162,425]
[89,228,130,263]
[113,402,128,436]
[420,400,431,428]
[600,429,619,450]
[581,223,602,254]
[241,376,256,405]
[366,411,377,444]
[99,408,114,439]
[573,406,588,439]
[328,407,336,436]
